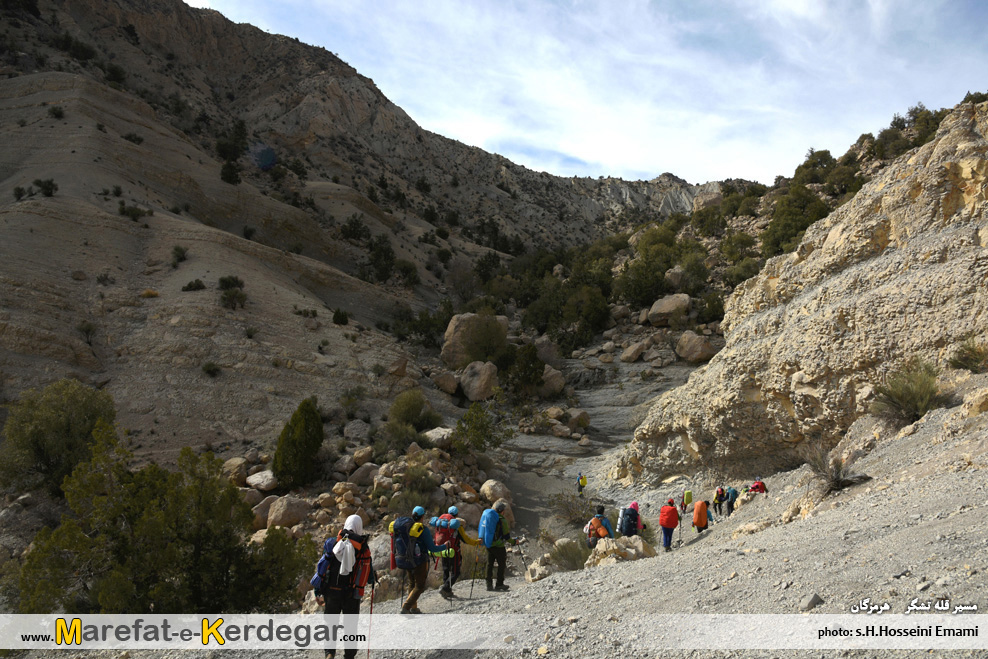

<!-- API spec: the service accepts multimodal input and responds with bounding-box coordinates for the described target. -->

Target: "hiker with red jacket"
[659,498,679,552]
[312,514,376,659]
[431,505,479,599]
[693,499,713,533]
[750,478,768,495]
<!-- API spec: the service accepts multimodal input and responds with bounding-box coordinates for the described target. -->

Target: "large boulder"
[333,454,357,475]
[648,294,691,327]
[584,536,656,568]
[353,446,374,467]
[431,371,459,395]
[222,458,249,486]
[460,361,499,401]
[534,335,561,368]
[440,313,509,368]
[675,331,720,363]
[251,495,279,530]
[423,427,454,449]
[246,470,278,492]
[621,341,646,363]
[620,102,988,484]
[480,479,512,503]
[267,496,311,528]
[349,463,380,487]
[456,502,483,528]
[538,364,566,399]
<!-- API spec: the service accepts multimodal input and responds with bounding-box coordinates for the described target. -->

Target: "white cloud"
[194,0,988,185]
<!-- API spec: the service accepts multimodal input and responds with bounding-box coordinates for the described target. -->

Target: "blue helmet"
[448,506,459,516]
[412,505,426,519]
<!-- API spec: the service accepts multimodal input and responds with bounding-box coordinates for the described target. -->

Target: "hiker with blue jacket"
[394,505,449,614]
[480,500,517,592]
[312,514,376,659]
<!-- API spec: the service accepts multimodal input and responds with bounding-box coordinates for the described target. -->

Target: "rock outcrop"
[615,101,988,483]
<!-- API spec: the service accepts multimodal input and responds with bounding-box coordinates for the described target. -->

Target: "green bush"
[395,259,419,287]
[760,185,830,257]
[333,308,349,325]
[341,214,370,242]
[374,421,426,465]
[13,186,26,201]
[76,320,96,345]
[182,279,205,292]
[33,178,57,197]
[220,161,241,185]
[220,288,246,309]
[368,235,395,282]
[720,233,756,264]
[47,106,64,119]
[389,389,442,432]
[16,428,316,613]
[547,489,596,526]
[0,379,115,495]
[870,358,948,426]
[171,245,187,267]
[725,257,763,287]
[272,397,324,488]
[948,338,988,373]
[450,392,513,453]
[201,362,221,377]
[122,133,144,145]
[691,206,725,237]
[218,275,244,290]
[696,291,725,324]
[461,312,510,368]
[338,386,366,419]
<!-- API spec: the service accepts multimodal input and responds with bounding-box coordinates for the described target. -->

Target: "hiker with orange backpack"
[583,505,614,548]
[430,506,479,599]
[693,499,713,533]
[659,498,679,552]
[390,505,449,614]
[312,514,376,659]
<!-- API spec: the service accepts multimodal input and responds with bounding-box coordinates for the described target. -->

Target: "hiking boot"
[440,587,454,599]
[486,582,494,591]
[409,608,423,614]
[400,607,411,614]
[494,583,510,591]
[664,546,671,552]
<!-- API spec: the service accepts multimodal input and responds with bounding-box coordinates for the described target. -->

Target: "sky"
[182,0,988,185]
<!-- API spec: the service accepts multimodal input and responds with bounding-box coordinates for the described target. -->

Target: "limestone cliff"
[614,101,988,484]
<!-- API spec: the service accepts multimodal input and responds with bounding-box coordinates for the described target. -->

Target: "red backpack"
[432,513,459,548]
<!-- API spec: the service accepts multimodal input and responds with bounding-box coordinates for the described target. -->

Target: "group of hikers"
[311,477,768,657]
[580,477,769,553]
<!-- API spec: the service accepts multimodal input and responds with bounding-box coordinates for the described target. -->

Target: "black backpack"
[618,507,638,536]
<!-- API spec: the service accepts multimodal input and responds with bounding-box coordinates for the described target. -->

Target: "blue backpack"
[390,516,421,570]
[310,538,339,591]
[478,508,501,548]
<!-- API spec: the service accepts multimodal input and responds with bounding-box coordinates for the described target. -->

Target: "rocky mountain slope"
[615,100,988,484]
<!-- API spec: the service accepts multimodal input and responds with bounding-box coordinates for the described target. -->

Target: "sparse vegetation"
[218,275,245,290]
[243,226,256,240]
[76,320,96,345]
[245,326,258,339]
[47,106,63,119]
[171,245,188,267]
[220,288,247,310]
[139,289,159,298]
[806,446,870,497]
[548,489,597,526]
[220,161,241,185]
[450,389,512,453]
[948,338,988,373]
[201,361,221,377]
[389,389,442,432]
[122,132,144,145]
[332,308,349,325]
[119,201,152,221]
[548,540,592,571]
[870,357,948,426]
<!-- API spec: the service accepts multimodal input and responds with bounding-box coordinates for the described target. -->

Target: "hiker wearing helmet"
[480,500,517,592]
[311,514,376,659]
[713,487,726,516]
[431,505,479,599]
[392,505,448,614]
[693,499,713,533]
[659,498,679,552]
[584,504,614,548]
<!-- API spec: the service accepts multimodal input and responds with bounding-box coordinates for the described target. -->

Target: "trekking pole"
[399,570,406,612]
[366,582,374,659]
[468,548,480,600]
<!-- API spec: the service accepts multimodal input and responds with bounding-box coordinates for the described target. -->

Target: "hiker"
[750,478,768,495]
[712,487,726,516]
[431,505,479,599]
[659,498,679,552]
[725,486,739,516]
[693,499,713,533]
[312,514,376,659]
[478,500,519,592]
[391,505,449,614]
[584,504,614,548]
[617,501,646,537]
[577,472,587,498]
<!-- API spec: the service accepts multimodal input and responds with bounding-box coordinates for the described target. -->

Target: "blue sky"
[184,0,988,185]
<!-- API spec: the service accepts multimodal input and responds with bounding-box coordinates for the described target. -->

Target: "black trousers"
[442,554,462,590]
[486,546,507,585]
[323,588,360,659]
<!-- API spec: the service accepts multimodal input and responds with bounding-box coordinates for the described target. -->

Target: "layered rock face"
[613,102,988,483]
